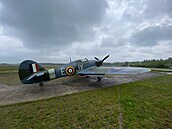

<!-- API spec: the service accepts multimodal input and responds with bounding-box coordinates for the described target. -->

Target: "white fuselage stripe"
[48,69,56,80]
[32,64,37,73]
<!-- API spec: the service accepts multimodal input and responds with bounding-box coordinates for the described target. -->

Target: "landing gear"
[39,83,44,87]
[86,75,90,78]
[97,76,102,81]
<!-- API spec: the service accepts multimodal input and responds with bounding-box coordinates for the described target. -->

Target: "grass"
[0,65,20,85]
[120,75,172,128]
[0,73,21,85]
[0,75,172,128]
[0,65,18,74]
[150,68,172,72]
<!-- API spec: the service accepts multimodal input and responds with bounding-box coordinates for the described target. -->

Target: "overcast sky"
[0,0,172,63]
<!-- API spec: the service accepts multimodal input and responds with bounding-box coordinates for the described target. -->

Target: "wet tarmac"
[0,72,163,106]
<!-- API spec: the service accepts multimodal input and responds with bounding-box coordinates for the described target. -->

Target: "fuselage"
[22,59,97,84]
[49,59,97,78]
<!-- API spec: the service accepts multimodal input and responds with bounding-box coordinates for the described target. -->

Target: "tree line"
[113,57,172,68]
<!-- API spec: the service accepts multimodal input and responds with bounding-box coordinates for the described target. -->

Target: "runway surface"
[0,72,163,106]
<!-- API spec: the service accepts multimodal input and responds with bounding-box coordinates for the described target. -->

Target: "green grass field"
[0,65,18,74]
[150,68,172,72]
[0,65,20,85]
[0,75,171,129]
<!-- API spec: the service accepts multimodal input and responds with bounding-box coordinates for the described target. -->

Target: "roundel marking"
[66,66,75,76]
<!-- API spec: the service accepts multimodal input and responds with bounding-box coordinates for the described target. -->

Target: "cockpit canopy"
[81,58,88,62]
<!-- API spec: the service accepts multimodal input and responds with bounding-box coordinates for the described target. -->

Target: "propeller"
[102,55,109,62]
[94,55,109,67]
[94,57,99,60]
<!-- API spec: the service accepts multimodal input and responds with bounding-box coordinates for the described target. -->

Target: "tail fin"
[18,60,45,84]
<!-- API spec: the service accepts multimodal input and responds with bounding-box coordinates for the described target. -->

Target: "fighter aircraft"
[18,55,151,86]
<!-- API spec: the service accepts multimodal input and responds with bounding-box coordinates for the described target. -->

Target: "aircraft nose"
[96,60,102,67]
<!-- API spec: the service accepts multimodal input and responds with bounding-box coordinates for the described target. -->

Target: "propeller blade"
[102,55,109,62]
[94,57,99,60]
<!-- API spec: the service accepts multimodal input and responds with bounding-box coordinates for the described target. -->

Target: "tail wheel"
[39,83,44,87]
[97,76,102,81]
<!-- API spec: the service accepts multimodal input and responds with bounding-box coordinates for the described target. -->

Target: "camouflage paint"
[19,59,97,84]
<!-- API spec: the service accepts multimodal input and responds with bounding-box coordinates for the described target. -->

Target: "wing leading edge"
[78,66,105,75]
[78,66,151,75]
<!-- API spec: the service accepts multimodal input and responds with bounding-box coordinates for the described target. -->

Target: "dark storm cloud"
[0,0,108,49]
[1,0,172,63]
[131,25,172,46]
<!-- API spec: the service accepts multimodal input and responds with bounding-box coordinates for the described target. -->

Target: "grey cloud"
[101,37,114,47]
[0,0,108,49]
[144,0,172,18]
[100,37,126,48]
[120,0,172,23]
[120,0,146,23]
[1,0,172,63]
[130,25,172,46]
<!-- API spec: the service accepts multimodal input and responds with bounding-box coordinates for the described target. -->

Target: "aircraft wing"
[77,66,105,75]
[77,66,151,75]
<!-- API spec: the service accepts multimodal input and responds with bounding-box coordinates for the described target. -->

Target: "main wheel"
[97,76,102,81]
[86,76,90,78]
[39,83,44,87]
